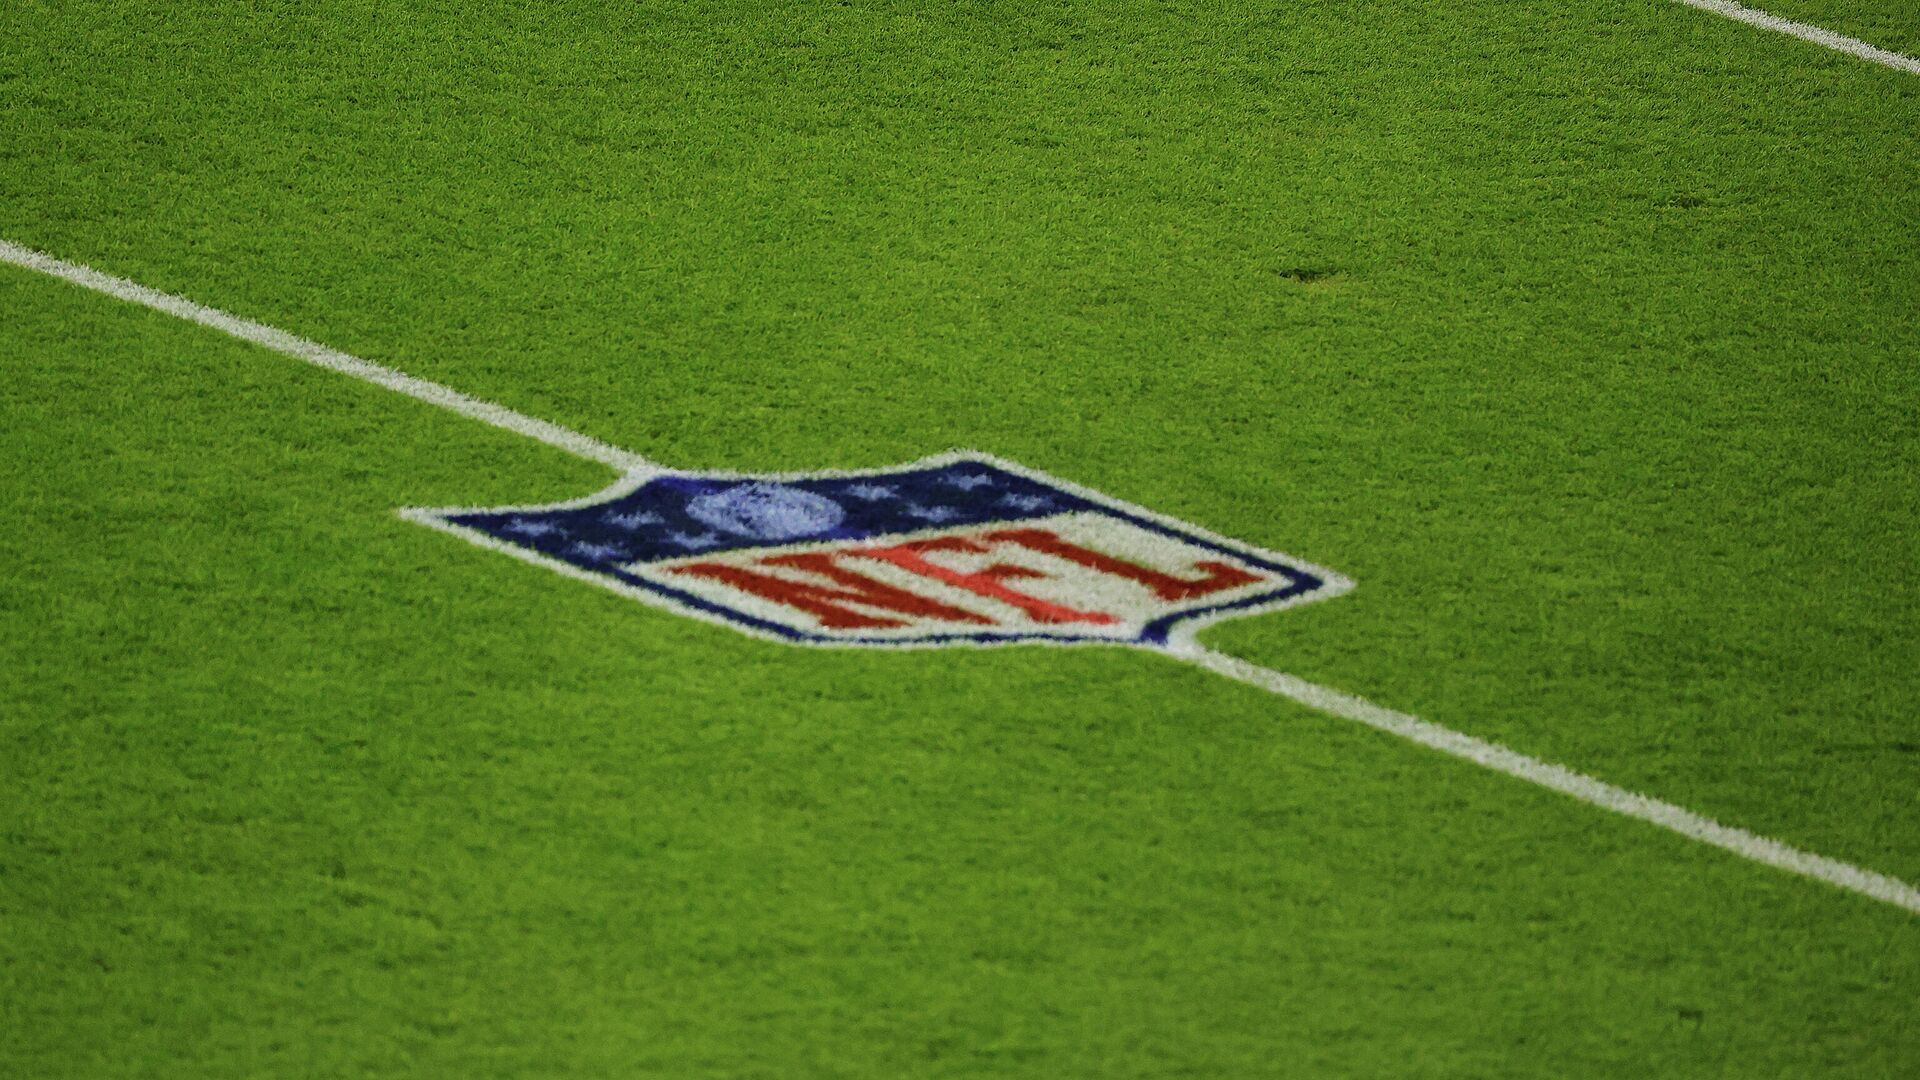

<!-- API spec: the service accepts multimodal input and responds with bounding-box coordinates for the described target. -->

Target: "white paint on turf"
[0,240,658,474]
[4,236,1917,916]
[1176,645,1920,914]
[1676,0,1920,74]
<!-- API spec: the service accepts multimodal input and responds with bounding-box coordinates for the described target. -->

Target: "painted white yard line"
[5,237,1916,916]
[1175,645,1920,914]
[1675,0,1920,74]
[0,240,659,474]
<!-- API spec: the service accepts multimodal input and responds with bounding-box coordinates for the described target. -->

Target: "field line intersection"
[6,236,1915,917]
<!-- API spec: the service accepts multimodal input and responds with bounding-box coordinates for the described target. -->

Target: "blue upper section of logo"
[449,460,1095,568]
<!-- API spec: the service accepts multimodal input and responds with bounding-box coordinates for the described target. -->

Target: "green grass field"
[4,2,1917,1075]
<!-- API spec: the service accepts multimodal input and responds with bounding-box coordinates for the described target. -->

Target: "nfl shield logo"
[405,452,1351,649]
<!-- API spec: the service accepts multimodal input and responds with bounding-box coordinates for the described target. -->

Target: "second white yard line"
[4,237,1917,916]
[1676,0,1920,74]
[1177,646,1920,913]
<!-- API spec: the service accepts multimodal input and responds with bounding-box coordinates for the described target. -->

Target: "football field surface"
[3,2,1917,1076]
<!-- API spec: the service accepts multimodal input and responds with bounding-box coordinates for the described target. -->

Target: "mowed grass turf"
[3,1,1917,1076]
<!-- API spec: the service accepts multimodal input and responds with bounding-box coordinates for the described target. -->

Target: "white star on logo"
[602,510,663,530]
[998,493,1051,512]
[904,504,959,523]
[941,473,995,491]
[503,518,562,537]
[668,530,722,550]
[845,483,897,501]
[568,541,628,562]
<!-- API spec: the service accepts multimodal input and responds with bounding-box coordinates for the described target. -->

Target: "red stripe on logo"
[851,536,1119,626]
[669,552,996,630]
[982,528,1262,600]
